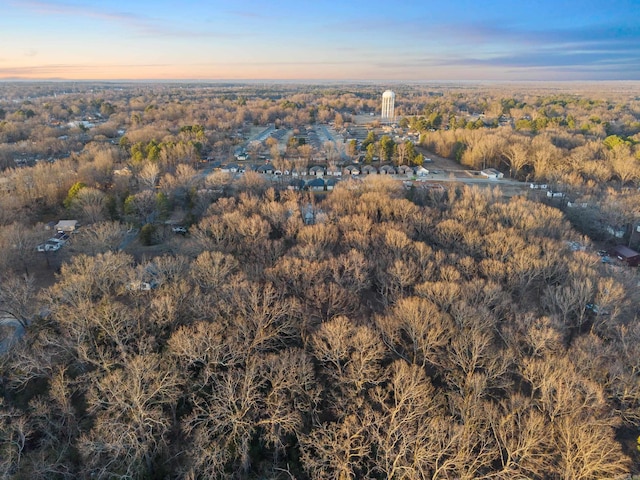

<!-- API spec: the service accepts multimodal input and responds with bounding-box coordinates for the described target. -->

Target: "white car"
[172,226,188,234]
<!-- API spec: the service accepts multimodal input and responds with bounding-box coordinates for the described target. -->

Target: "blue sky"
[0,0,638,80]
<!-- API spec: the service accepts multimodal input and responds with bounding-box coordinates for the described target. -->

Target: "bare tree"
[79,354,181,478]
[138,161,161,189]
[0,222,42,275]
[376,296,453,368]
[72,221,129,255]
[0,400,30,477]
[486,394,552,479]
[367,361,444,479]
[71,187,107,224]
[502,138,530,178]
[299,414,372,480]
[311,316,384,396]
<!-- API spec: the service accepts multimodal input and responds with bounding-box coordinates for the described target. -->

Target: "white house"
[480,168,504,179]
[414,166,429,177]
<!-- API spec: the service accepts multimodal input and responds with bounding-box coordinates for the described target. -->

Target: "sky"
[0,0,639,81]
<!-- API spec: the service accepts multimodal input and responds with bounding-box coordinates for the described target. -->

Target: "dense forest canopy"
[0,81,639,478]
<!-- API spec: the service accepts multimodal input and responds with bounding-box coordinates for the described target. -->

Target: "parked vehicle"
[36,241,61,252]
[126,280,159,291]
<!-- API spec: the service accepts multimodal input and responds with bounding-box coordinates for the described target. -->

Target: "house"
[397,165,413,175]
[306,178,326,191]
[226,163,240,173]
[379,165,396,175]
[301,204,315,225]
[288,179,306,191]
[480,168,504,179]
[309,166,325,177]
[256,164,274,174]
[343,165,360,176]
[55,220,79,233]
[361,165,378,175]
[610,245,640,266]
[326,178,339,191]
[414,165,429,177]
[291,166,308,177]
[327,165,342,176]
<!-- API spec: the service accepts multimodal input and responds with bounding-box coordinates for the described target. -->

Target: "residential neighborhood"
[0,81,639,479]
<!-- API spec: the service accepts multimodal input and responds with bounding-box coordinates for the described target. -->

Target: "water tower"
[381,90,395,122]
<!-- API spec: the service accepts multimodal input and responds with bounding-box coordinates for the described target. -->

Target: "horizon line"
[1,77,640,84]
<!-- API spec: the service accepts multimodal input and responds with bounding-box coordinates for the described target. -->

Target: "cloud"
[447,21,640,53]
[210,60,367,67]
[0,63,171,79]
[10,0,238,39]
[12,0,146,25]
[353,16,640,79]
[422,43,639,67]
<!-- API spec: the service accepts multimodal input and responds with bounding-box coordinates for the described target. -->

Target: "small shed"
[362,165,378,175]
[379,165,396,175]
[55,220,79,233]
[610,245,640,266]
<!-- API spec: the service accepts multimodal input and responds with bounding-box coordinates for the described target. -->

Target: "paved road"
[317,125,349,161]
[419,174,526,186]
